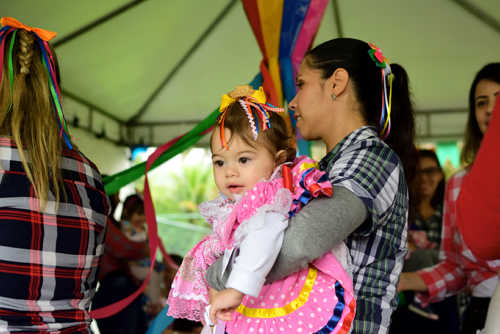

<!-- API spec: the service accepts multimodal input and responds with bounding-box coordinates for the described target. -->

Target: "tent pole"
[126,0,238,125]
[451,0,500,36]
[53,0,148,48]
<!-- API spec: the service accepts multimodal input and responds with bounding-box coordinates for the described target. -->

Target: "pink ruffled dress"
[167,156,356,333]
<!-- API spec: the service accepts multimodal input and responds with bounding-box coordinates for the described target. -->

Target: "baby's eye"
[239,157,250,164]
[213,160,224,167]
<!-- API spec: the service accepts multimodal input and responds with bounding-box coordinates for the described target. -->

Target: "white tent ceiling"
[3,0,500,147]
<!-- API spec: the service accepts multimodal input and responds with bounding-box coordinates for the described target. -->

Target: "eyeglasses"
[416,167,441,176]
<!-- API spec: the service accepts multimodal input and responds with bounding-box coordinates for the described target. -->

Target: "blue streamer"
[146,304,175,334]
[36,36,72,150]
[279,0,310,105]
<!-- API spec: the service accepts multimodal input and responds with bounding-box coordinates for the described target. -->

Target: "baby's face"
[211,128,277,199]
[129,212,146,229]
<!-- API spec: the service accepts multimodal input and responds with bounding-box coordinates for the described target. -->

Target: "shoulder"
[330,136,402,192]
[60,148,105,190]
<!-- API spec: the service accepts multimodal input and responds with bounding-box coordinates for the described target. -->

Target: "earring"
[331,93,337,101]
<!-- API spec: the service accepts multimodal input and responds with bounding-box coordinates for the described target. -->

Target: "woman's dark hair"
[305,38,417,185]
[121,194,144,221]
[461,63,500,165]
[417,149,444,209]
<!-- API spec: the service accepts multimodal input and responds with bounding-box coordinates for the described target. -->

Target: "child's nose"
[225,163,238,177]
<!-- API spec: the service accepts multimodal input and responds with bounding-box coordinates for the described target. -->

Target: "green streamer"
[103,73,263,194]
[103,108,218,195]
[41,54,69,135]
[7,30,16,113]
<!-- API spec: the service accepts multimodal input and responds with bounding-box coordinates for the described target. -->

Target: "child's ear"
[275,149,288,165]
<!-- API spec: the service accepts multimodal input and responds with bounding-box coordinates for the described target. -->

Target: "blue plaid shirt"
[318,126,408,334]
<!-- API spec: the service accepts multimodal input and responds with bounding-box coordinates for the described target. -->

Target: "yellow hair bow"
[217,86,283,150]
[1,17,57,41]
[219,86,266,113]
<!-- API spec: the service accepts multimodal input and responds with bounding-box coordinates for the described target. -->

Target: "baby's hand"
[209,288,244,323]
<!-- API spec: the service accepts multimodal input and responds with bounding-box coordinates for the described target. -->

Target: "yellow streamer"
[256,0,284,106]
[381,73,394,134]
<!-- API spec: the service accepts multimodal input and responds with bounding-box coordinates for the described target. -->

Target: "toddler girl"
[167,86,355,333]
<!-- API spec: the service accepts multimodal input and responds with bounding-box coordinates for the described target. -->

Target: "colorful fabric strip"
[314,281,351,334]
[35,36,72,149]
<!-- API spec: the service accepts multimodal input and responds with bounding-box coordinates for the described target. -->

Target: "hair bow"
[217,86,283,150]
[219,86,267,113]
[368,42,393,140]
[1,17,56,41]
[0,17,72,149]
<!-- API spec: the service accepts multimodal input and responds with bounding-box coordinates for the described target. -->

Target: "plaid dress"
[0,137,109,333]
[318,126,409,334]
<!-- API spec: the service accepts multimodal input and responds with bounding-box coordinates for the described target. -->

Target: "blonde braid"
[18,30,35,74]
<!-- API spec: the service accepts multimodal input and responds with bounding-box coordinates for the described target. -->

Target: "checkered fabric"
[0,137,109,333]
[318,126,409,334]
[412,204,443,247]
[417,170,500,305]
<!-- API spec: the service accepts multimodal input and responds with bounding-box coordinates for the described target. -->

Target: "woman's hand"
[209,288,244,324]
[398,272,428,292]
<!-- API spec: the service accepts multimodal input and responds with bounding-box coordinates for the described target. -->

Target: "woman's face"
[474,79,500,135]
[288,62,332,141]
[416,157,443,200]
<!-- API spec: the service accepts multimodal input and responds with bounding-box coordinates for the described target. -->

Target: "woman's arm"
[266,186,367,281]
[205,186,367,289]
[411,174,468,304]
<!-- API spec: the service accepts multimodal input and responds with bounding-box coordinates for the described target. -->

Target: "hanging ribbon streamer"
[368,42,393,139]
[279,0,310,104]
[256,0,285,107]
[291,0,328,81]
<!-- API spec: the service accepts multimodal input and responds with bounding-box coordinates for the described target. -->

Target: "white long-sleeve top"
[223,211,288,298]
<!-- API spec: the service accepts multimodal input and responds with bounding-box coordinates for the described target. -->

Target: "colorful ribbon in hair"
[217,86,284,150]
[368,42,394,140]
[0,17,72,149]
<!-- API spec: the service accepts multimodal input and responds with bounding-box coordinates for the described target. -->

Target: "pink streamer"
[291,0,329,80]
[0,28,14,88]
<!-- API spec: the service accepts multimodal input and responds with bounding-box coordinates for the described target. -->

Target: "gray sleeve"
[266,186,368,282]
[206,186,368,289]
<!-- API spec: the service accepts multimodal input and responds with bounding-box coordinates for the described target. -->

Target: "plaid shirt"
[318,126,408,334]
[410,205,442,249]
[0,137,109,333]
[417,170,500,305]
